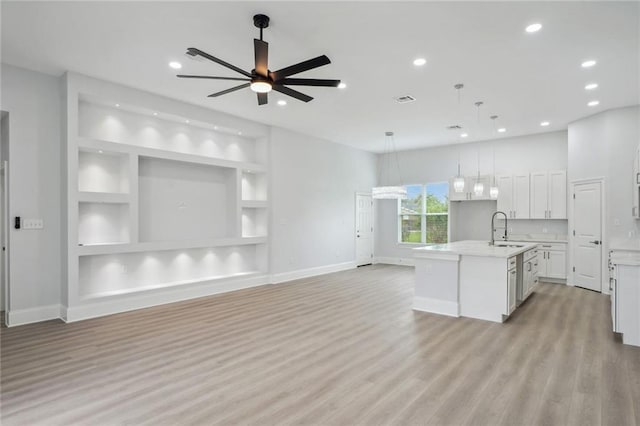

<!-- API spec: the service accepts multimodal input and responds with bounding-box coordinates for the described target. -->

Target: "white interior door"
[356,193,373,266]
[572,181,602,292]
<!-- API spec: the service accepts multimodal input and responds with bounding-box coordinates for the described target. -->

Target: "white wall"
[269,126,376,279]
[568,105,640,287]
[376,131,568,262]
[0,64,63,315]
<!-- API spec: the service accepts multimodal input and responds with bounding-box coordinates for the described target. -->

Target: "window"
[399,182,449,244]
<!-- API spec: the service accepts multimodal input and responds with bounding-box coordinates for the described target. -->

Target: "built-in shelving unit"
[64,73,270,321]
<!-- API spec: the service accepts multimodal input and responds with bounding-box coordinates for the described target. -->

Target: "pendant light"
[372,131,407,199]
[472,101,484,197]
[473,151,484,196]
[452,84,465,193]
[489,115,500,199]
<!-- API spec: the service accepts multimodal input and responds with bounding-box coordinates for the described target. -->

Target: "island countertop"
[414,240,538,258]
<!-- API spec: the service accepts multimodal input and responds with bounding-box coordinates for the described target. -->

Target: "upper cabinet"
[530,170,567,219]
[496,174,530,219]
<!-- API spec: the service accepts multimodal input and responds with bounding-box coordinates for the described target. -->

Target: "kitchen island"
[413,240,539,323]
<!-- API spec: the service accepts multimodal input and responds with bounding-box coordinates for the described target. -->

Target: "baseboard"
[64,274,270,323]
[413,296,459,317]
[374,257,415,266]
[6,304,63,327]
[270,261,357,284]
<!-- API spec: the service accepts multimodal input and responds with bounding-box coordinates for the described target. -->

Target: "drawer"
[538,243,567,252]
[524,248,538,261]
[508,256,517,270]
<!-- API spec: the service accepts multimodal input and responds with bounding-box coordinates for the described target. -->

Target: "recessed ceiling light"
[581,60,597,68]
[277,99,287,106]
[98,150,103,154]
[525,23,542,33]
[337,82,347,89]
[238,131,242,135]
[585,83,598,90]
[460,133,468,138]
[497,128,507,133]
[115,103,120,107]
[185,120,190,123]
[540,121,550,127]
[587,100,600,107]
[169,61,182,70]
[413,58,427,66]
[153,112,158,116]
[214,126,218,130]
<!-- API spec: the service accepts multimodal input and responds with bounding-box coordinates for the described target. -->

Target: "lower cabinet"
[508,259,517,314]
[538,243,567,280]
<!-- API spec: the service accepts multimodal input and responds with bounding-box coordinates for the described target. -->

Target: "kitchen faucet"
[490,211,508,246]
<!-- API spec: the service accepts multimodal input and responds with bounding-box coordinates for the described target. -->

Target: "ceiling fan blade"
[254,39,269,77]
[270,55,331,80]
[207,83,251,98]
[257,92,268,106]
[275,78,341,87]
[272,85,313,103]
[177,75,250,81]
[187,47,253,78]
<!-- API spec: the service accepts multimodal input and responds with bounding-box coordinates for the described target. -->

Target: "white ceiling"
[2,1,638,152]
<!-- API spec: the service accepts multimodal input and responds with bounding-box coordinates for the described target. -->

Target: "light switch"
[22,218,44,230]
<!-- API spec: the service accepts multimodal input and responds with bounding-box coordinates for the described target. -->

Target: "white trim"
[374,257,415,266]
[270,261,356,284]
[6,305,63,327]
[569,177,607,293]
[413,296,459,317]
[64,274,269,322]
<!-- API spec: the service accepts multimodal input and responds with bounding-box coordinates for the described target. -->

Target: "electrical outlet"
[22,218,44,230]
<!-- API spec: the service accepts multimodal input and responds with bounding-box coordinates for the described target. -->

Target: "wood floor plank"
[1,264,638,426]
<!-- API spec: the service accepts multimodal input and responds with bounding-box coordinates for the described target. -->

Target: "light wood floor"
[1,265,639,425]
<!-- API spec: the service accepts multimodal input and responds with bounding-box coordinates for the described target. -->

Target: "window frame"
[397,182,449,245]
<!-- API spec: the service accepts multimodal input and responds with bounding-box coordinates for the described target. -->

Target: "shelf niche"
[78,149,129,194]
[78,245,260,298]
[242,208,268,238]
[78,101,258,163]
[79,203,130,245]
[241,171,267,201]
[138,156,237,242]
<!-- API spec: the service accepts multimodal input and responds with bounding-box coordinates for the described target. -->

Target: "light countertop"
[414,240,538,258]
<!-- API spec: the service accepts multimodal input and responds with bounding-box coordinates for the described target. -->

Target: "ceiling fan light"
[250,81,272,93]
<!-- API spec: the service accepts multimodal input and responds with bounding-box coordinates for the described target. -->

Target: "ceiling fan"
[177,14,341,106]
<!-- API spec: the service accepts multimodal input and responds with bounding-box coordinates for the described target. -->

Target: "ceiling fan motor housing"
[253,14,270,29]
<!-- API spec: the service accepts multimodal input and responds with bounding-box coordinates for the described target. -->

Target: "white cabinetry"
[538,243,567,280]
[496,174,530,219]
[609,249,640,347]
[530,170,567,219]
[508,257,517,314]
[522,247,539,300]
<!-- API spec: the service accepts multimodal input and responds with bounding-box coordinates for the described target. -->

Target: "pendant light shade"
[373,132,407,200]
[474,181,484,196]
[372,186,408,199]
[490,185,499,199]
[453,176,465,193]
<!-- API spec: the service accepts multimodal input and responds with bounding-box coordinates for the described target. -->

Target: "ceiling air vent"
[394,95,416,104]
